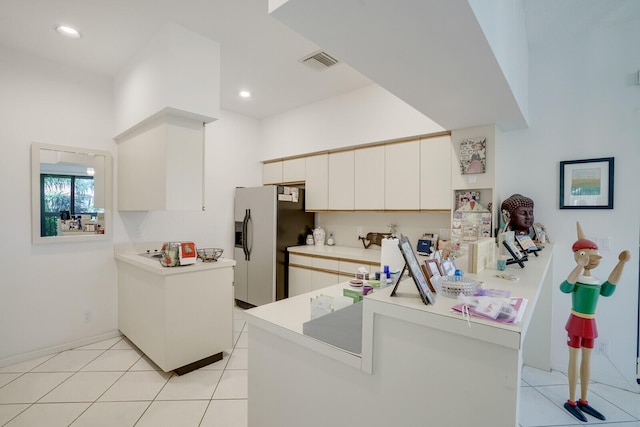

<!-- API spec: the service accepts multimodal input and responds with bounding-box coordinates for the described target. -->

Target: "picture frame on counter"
[515,234,540,256]
[422,258,443,292]
[502,240,527,268]
[394,235,436,305]
[441,258,457,277]
[559,157,614,209]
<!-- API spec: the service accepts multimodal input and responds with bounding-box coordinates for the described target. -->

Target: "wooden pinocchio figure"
[560,222,630,422]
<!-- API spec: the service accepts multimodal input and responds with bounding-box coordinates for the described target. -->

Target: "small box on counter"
[343,288,363,303]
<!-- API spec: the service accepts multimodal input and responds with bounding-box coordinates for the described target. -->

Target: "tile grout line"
[197,317,247,427]
[1,340,125,427]
[67,336,149,426]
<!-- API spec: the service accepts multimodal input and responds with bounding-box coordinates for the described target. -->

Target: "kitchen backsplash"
[315,211,450,250]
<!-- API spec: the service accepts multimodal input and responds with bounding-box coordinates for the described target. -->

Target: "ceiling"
[0,0,373,119]
[1,1,636,126]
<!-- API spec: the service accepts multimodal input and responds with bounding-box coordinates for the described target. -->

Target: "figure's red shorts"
[565,314,597,349]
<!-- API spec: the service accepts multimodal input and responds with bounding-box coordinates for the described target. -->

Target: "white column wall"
[500,12,640,390]
[0,46,117,364]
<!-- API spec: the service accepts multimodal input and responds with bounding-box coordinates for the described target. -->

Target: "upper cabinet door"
[328,150,354,210]
[262,161,283,185]
[420,135,452,210]
[305,154,328,211]
[282,158,305,183]
[385,140,420,210]
[355,146,384,210]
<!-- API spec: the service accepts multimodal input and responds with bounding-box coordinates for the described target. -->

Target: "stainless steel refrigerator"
[234,185,314,307]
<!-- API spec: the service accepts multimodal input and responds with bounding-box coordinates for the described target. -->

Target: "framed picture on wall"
[559,157,614,209]
[459,137,486,175]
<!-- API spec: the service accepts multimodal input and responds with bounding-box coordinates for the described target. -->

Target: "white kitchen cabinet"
[262,158,305,185]
[283,158,306,183]
[115,254,235,374]
[305,154,329,211]
[288,253,341,296]
[420,135,452,210]
[289,266,340,297]
[328,150,354,210]
[262,161,282,185]
[116,115,204,211]
[354,146,385,210]
[311,270,340,291]
[385,140,420,210]
[288,265,312,297]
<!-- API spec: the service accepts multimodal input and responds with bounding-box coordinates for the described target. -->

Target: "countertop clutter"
[114,242,235,275]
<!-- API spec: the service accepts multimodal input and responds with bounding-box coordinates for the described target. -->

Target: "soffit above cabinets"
[270,0,529,131]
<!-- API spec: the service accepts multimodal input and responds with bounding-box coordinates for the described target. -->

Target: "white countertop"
[114,251,235,276]
[288,245,381,264]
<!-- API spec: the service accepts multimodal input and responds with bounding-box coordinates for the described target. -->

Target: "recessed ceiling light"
[239,90,251,98]
[55,25,81,39]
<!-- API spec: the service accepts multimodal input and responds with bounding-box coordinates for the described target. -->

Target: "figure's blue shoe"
[578,399,606,420]
[564,401,588,422]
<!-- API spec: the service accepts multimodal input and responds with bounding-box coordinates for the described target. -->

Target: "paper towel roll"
[380,238,404,272]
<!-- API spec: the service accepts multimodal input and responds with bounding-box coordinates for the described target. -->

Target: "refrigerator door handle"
[246,209,253,261]
[242,209,249,261]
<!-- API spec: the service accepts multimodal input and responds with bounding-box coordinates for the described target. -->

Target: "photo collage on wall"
[452,191,492,245]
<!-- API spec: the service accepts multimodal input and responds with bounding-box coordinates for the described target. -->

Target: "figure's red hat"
[572,221,598,251]
[572,238,598,252]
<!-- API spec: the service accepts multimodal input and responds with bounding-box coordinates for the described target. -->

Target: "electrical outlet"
[357,226,363,238]
[596,339,610,356]
[84,310,92,324]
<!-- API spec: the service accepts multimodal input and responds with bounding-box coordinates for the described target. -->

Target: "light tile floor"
[0,307,248,427]
[520,365,640,427]
[1,306,638,426]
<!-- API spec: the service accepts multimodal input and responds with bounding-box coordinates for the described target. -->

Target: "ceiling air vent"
[299,50,339,71]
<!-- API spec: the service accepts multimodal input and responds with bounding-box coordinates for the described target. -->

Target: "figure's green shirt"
[560,277,615,315]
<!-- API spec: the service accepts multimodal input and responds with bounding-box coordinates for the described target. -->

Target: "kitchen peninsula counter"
[245,246,554,427]
[115,244,235,374]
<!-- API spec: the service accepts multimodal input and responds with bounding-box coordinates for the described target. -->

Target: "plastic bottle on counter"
[327,232,335,246]
[383,265,392,287]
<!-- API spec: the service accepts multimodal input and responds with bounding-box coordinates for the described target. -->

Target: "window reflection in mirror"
[32,143,112,244]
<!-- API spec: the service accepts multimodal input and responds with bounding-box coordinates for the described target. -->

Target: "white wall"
[500,10,640,391]
[113,23,221,136]
[259,84,445,160]
[0,46,118,364]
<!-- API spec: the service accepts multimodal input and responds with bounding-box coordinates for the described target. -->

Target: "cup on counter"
[497,256,507,271]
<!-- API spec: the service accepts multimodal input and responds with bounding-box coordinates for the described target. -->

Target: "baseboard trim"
[0,330,122,368]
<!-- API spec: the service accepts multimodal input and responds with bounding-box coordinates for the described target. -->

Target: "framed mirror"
[31,143,112,244]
